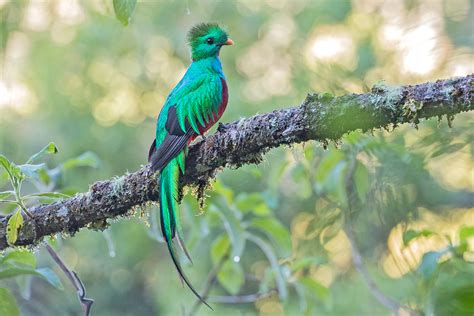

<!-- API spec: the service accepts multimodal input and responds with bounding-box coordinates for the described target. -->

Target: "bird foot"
[218,122,229,132]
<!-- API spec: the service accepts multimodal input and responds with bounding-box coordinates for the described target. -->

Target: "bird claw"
[218,122,229,132]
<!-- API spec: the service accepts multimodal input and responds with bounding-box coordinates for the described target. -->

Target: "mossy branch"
[0,74,472,251]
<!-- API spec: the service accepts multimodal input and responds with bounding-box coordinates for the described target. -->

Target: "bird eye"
[206,37,214,44]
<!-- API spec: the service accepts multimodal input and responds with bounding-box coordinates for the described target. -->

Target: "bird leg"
[217,122,230,132]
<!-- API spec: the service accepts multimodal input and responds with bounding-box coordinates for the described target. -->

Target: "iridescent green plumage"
[148,23,232,307]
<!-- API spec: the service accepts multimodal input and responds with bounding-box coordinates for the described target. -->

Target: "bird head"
[188,23,233,61]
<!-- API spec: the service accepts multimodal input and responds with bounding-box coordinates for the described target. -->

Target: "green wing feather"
[172,75,222,135]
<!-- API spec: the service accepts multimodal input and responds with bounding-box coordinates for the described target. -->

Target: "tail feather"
[176,234,194,265]
[160,161,211,309]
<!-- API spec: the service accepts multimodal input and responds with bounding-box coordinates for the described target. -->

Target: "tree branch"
[1,74,472,251]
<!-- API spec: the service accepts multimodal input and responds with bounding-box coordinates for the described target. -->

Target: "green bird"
[148,23,233,306]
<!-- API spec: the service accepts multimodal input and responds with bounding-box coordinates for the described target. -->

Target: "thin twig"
[45,244,94,316]
[208,290,276,303]
[345,226,416,315]
[187,256,227,316]
[344,158,418,316]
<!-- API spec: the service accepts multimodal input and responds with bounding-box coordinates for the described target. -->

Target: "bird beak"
[223,38,234,46]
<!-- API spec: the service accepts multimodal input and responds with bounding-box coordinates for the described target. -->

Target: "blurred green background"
[0,0,473,315]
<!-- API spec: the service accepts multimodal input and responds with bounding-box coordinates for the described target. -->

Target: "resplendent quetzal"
[148,23,233,306]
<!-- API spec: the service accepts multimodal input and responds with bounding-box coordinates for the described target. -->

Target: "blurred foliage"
[0,0,473,315]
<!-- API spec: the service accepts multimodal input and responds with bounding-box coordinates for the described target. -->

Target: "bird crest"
[187,23,222,44]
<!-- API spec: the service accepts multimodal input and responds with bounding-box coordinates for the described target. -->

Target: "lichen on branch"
[0,74,472,251]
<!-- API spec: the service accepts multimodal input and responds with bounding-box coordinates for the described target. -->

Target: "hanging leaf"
[299,277,330,301]
[430,143,466,158]
[0,266,39,279]
[291,256,328,272]
[210,234,230,265]
[217,261,244,295]
[251,217,292,257]
[459,226,474,243]
[235,193,270,216]
[35,268,64,290]
[0,265,63,290]
[403,229,434,246]
[6,210,24,246]
[0,155,23,183]
[245,233,288,300]
[314,151,349,205]
[0,288,20,316]
[0,191,13,200]
[210,200,245,261]
[113,0,137,26]
[61,152,100,170]
[1,250,36,268]
[354,162,370,202]
[213,181,234,204]
[9,165,25,184]
[26,142,58,164]
[0,155,13,175]
[19,164,47,181]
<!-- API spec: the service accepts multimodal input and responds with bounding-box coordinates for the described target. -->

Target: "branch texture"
[1,74,472,250]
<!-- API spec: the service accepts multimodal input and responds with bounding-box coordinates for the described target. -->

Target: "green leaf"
[403,229,434,246]
[9,165,25,184]
[19,163,46,181]
[245,233,288,300]
[0,155,23,183]
[0,288,20,316]
[38,168,50,185]
[251,218,292,257]
[0,170,8,183]
[299,277,330,301]
[0,266,37,279]
[430,143,466,158]
[235,193,270,216]
[217,261,244,295]
[213,181,234,204]
[211,234,230,265]
[433,285,474,315]
[0,265,63,290]
[113,0,137,26]
[290,164,313,199]
[0,191,14,200]
[314,151,348,206]
[6,210,24,246]
[211,199,245,261]
[1,250,36,268]
[315,150,345,184]
[61,152,100,170]
[26,142,58,164]
[291,256,328,272]
[459,226,474,243]
[0,155,12,174]
[354,162,370,202]
[327,161,348,207]
[35,268,63,290]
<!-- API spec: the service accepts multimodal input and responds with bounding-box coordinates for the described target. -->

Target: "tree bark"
[1,74,472,251]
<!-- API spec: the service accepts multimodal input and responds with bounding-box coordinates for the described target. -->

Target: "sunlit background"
[0,1,473,315]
